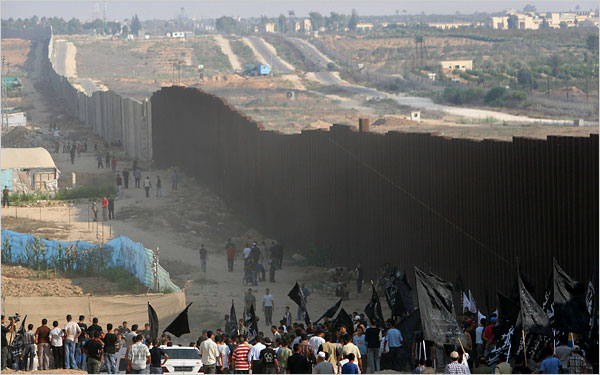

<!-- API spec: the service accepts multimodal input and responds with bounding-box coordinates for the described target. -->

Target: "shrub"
[54,183,117,200]
[484,86,509,106]
[442,87,483,105]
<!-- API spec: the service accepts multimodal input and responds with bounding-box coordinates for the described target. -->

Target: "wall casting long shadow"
[151,85,598,302]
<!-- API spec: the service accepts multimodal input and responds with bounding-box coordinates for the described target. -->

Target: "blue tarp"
[1,229,180,292]
[1,169,13,191]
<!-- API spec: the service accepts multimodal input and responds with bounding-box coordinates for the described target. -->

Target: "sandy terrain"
[1,38,32,69]
[214,34,242,71]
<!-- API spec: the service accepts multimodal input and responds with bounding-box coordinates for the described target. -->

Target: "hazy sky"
[1,0,596,20]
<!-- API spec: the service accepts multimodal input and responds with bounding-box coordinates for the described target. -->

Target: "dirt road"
[214,34,242,71]
[243,36,294,74]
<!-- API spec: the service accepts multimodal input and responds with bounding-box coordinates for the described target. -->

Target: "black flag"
[385,278,406,319]
[414,267,465,345]
[364,285,385,325]
[245,304,259,342]
[399,271,414,313]
[288,282,310,324]
[316,298,342,324]
[148,302,159,342]
[163,303,193,337]
[487,293,520,366]
[517,272,552,337]
[229,300,238,336]
[332,308,354,334]
[552,258,590,335]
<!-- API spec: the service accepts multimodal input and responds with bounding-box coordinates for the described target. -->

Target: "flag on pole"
[517,271,552,337]
[229,299,238,336]
[332,308,354,334]
[462,292,470,313]
[364,284,385,325]
[316,297,342,324]
[415,267,465,345]
[163,303,193,337]
[288,282,311,325]
[468,290,477,313]
[148,302,159,342]
[552,258,590,335]
[245,303,259,342]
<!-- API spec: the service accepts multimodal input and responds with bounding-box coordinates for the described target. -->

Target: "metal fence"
[151,85,599,303]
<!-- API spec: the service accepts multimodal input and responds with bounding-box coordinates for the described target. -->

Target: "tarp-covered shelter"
[1,147,60,193]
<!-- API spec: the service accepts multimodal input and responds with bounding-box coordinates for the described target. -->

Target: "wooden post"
[522,329,527,366]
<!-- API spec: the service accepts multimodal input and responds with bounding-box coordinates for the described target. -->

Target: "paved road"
[286,37,333,69]
[245,37,294,74]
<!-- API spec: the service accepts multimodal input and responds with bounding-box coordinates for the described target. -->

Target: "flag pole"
[522,329,528,367]
[422,341,427,360]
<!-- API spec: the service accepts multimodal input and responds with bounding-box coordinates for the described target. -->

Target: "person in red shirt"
[111,157,117,172]
[226,239,236,272]
[232,334,251,373]
[102,197,108,221]
[483,316,496,355]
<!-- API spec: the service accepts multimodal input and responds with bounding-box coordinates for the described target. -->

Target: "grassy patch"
[99,267,148,294]
[228,38,258,67]
[54,183,117,200]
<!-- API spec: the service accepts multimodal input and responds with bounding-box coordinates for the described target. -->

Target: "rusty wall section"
[151,86,598,302]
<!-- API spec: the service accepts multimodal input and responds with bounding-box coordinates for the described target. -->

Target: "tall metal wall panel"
[151,86,598,303]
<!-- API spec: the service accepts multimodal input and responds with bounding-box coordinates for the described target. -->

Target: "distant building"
[355,23,374,31]
[1,148,60,193]
[293,19,312,33]
[169,31,186,38]
[428,22,476,29]
[491,16,509,29]
[440,60,473,73]
[261,22,276,33]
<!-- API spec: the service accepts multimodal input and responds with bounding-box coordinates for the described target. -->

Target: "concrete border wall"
[41,33,152,160]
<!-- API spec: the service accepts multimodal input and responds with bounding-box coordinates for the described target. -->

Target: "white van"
[116,345,203,373]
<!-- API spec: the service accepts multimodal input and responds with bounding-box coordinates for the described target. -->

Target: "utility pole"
[1,57,10,131]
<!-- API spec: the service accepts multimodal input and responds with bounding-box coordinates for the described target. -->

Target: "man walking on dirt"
[70,146,76,165]
[2,186,9,208]
[123,169,130,189]
[92,200,98,222]
[171,169,178,191]
[156,176,162,198]
[102,197,108,221]
[108,196,115,220]
[226,239,236,272]
[96,154,104,169]
[244,289,256,319]
[134,168,142,189]
[199,244,208,273]
[143,176,152,198]
[116,174,123,198]
[263,288,274,326]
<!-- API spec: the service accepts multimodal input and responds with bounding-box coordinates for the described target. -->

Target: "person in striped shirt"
[231,334,252,374]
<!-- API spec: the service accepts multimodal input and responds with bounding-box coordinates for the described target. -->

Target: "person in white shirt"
[200,331,220,374]
[49,320,65,369]
[309,330,326,356]
[248,337,266,373]
[263,289,275,326]
[475,318,485,360]
[127,334,150,374]
[64,314,81,370]
[216,335,230,373]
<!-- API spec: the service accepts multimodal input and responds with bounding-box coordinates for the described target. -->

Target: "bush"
[484,87,527,107]
[442,87,483,105]
[54,183,117,200]
[484,86,509,106]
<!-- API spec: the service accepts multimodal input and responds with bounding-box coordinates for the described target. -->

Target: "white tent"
[1,148,60,193]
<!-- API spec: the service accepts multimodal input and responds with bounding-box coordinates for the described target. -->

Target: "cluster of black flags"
[145,259,597,367]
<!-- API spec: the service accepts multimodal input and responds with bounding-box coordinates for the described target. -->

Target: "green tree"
[67,17,83,34]
[586,34,599,51]
[559,21,568,29]
[130,14,142,35]
[348,9,359,31]
[309,12,324,31]
[523,4,536,12]
[517,68,532,86]
[548,54,561,77]
[278,14,287,33]
[216,16,237,33]
[484,86,508,106]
